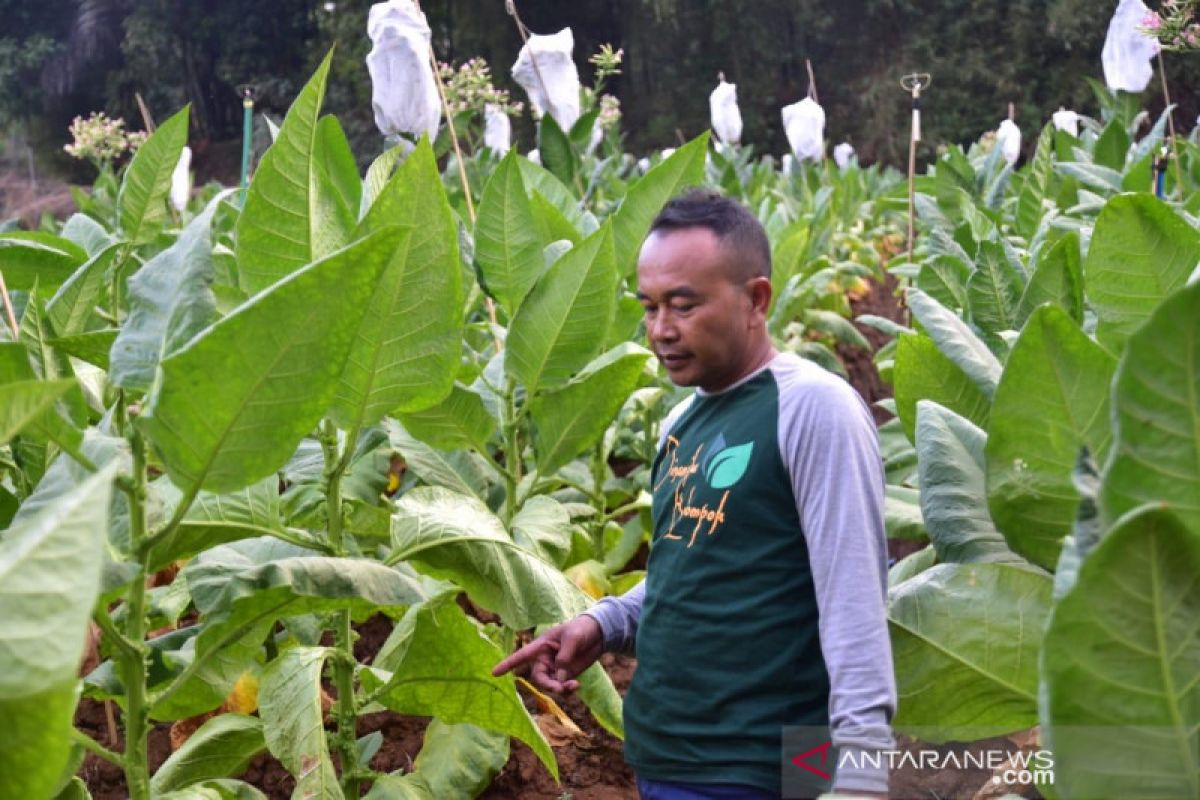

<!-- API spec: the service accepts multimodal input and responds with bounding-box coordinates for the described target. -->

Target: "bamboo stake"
[0,270,18,338]
[135,92,156,133]
[414,1,501,346]
[1155,51,1186,198]
[900,74,931,268]
[505,0,560,126]
[805,58,819,104]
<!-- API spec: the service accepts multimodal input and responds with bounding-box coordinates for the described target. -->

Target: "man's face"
[636,227,764,392]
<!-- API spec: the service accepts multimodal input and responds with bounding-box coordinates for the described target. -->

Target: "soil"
[839,273,906,426]
[77,608,1040,800]
[77,614,638,800]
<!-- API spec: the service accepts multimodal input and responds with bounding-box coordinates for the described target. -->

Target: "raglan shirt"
[583,352,895,795]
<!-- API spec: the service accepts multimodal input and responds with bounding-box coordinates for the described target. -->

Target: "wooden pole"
[0,270,18,338]
[1155,51,1186,198]
[416,0,500,344]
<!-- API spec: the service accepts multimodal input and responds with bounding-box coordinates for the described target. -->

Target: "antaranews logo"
[782,727,1056,799]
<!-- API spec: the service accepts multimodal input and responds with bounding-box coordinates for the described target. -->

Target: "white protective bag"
[1052,107,1081,137]
[484,104,511,154]
[512,28,581,131]
[170,145,192,213]
[997,119,1022,165]
[1102,0,1160,93]
[709,76,743,146]
[782,97,825,162]
[833,142,855,169]
[366,0,440,141]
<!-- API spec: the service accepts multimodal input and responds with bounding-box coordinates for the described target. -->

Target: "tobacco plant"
[874,86,1200,798]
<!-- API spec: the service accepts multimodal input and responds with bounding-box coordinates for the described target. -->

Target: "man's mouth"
[659,353,691,369]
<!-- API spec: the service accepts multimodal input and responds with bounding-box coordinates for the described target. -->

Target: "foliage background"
[3,0,1199,175]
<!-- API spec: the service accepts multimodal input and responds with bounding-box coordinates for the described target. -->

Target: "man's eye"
[672,303,695,313]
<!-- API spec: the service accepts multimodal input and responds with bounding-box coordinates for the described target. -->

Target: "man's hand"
[491,615,604,693]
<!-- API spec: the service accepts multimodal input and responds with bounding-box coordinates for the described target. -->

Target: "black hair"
[647,188,772,281]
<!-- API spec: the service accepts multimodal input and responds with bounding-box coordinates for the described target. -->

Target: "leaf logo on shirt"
[704,441,754,489]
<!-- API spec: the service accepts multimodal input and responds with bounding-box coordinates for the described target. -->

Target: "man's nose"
[647,313,678,344]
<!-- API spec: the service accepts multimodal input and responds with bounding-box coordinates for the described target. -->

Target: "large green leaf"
[396,384,496,452]
[986,306,1115,569]
[385,420,497,502]
[1084,193,1200,351]
[150,714,266,795]
[889,562,1052,742]
[1015,123,1054,239]
[1055,161,1124,193]
[0,465,114,800]
[156,538,425,720]
[1101,280,1200,534]
[1041,508,1200,800]
[1093,119,1131,171]
[505,224,618,395]
[138,228,399,494]
[1016,232,1083,325]
[259,647,343,799]
[46,243,120,337]
[109,194,223,393]
[916,255,970,311]
[884,485,927,541]
[0,379,74,445]
[966,240,1024,335]
[364,720,508,800]
[576,660,625,740]
[184,537,424,618]
[236,52,336,295]
[360,145,404,218]
[473,149,545,315]
[49,329,118,370]
[906,289,1002,398]
[530,342,652,474]
[157,779,267,800]
[915,401,1022,565]
[530,189,583,246]
[19,294,87,432]
[312,114,361,247]
[146,475,288,572]
[612,133,709,277]
[0,232,87,291]
[330,139,462,429]
[0,341,81,455]
[537,113,578,189]
[390,487,591,628]
[1051,450,1102,601]
[516,157,593,232]
[60,212,114,257]
[362,595,557,779]
[118,105,190,245]
[511,495,573,567]
[893,333,991,441]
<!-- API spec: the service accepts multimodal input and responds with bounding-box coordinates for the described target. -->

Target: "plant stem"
[319,419,362,796]
[71,728,125,768]
[589,439,608,559]
[501,381,522,525]
[333,613,359,796]
[118,427,151,800]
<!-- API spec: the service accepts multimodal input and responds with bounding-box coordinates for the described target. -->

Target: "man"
[493,189,895,799]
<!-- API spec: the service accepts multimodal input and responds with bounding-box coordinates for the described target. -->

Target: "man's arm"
[580,580,644,656]
[778,375,897,796]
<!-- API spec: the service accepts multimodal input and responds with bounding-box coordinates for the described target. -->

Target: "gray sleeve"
[778,377,896,795]
[581,580,644,656]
